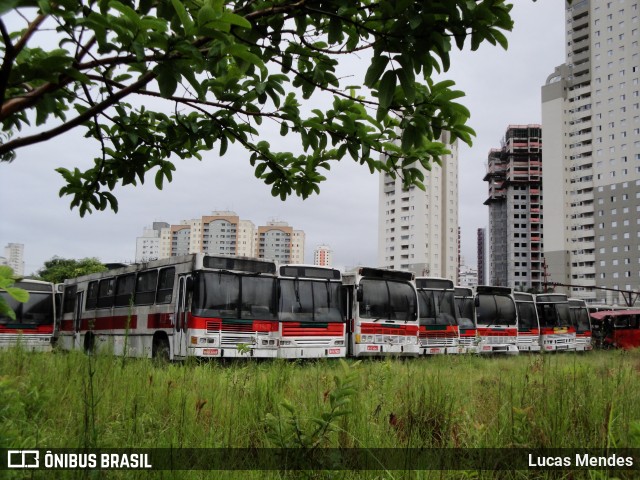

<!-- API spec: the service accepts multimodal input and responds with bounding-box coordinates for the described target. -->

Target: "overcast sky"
[0,1,565,275]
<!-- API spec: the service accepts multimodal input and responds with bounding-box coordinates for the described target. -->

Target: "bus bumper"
[279,346,346,359]
[353,343,419,357]
[192,346,278,358]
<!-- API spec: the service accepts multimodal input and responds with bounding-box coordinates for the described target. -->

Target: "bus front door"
[173,276,190,359]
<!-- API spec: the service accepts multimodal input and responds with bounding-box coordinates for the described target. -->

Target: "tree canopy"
[37,257,107,283]
[0,0,514,215]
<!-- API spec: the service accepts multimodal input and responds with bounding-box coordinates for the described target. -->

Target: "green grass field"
[1,348,639,479]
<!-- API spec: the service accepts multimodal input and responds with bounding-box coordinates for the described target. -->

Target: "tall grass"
[1,349,639,479]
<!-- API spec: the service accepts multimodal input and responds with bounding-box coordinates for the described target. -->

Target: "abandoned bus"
[0,279,57,351]
[58,254,279,359]
[342,267,419,357]
[277,264,345,358]
[590,309,640,350]
[474,286,519,354]
[415,277,459,355]
[534,294,577,351]
[454,286,478,353]
[514,292,541,352]
[568,298,593,351]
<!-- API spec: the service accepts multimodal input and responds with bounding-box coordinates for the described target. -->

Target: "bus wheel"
[84,333,95,354]
[153,335,170,364]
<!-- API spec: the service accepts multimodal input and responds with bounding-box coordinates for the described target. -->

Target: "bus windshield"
[516,302,538,330]
[455,297,475,328]
[476,294,517,326]
[570,307,591,333]
[193,272,276,320]
[0,291,55,326]
[278,280,343,322]
[359,278,416,321]
[418,290,457,326]
[537,303,572,328]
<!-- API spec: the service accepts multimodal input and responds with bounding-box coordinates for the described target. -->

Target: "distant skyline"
[0,1,565,275]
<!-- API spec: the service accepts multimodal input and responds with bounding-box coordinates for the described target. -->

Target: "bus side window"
[135,270,159,306]
[156,268,175,304]
[86,281,99,310]
[97,278,115,309]
[63,285,77,314]
[115,274,135,307]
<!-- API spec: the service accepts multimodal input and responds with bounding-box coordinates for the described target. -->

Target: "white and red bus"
[0,279,58,351]
[474,286,519,354]
[454,286,478,353]
[514,292,541,352]
[534,293,577,351]
[568,298,592,351]
[342,267,419,357]
[58,254,280,359]
[277,264,346,358]
[415,277,459,355]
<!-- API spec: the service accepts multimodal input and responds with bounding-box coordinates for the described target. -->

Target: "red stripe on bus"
[282,323,344,337]
[477,328,517,336]
[59,319,75,332]
[540,327,576,334]
[147,313,173,329]
[188,317,279,332]
[361,324,419,336]
[80,315,138,331]
[419,325,458,338]
[0,324,54,334]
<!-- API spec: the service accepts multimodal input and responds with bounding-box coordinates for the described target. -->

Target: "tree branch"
[0,71,156,156]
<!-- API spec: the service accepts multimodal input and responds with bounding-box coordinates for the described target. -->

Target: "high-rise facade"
[484,125,544,291]
[313,244,332,267]
[477,228,487,286]
[1,243,24,277]
[542,0,640,304]
[135,213,304,264]
[378,132,459,281]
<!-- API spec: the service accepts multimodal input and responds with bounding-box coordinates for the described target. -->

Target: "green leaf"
[377,70,396,110]
[364,55,389,87]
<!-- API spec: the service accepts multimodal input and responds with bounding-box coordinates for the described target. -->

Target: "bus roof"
[279,265,341,280]
[536,293,569,303]
[358,267,414,282]
[514,292,535,302]
[590,310,640,320]
[476,285,513,295]
[416,277,454,290]
[454,286,473,296]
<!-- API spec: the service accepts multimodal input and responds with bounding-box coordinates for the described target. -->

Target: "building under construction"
[483,125,543,291]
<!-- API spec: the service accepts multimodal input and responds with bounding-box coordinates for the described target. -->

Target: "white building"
[136,213,304,263]
[1,243,24,277]
[542,0,640,304]
[313,244,332,267]
[135,222,169,262]
[378,132,459,281]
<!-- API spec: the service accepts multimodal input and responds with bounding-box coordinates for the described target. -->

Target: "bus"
[590,309,640,350]
[0,279,58,351]
[568,298,593,351]
[514,292,541,352]
[474,286,519,354]
[277,264,346,358]
[58,254,279,359]
[415,277,459,355]
[342,267,419,357]
[454,286,478,353]
[534,294,577,351]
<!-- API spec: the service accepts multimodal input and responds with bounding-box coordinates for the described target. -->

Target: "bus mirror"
[186,276,194,293]
[356,285,363,303]
[474,296,480,308]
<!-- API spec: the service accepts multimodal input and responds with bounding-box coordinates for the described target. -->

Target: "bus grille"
[419,337,457,347]
[484,336,517,345]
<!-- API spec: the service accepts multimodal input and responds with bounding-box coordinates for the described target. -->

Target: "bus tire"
[153,334,170,363]
[84,333,95,354]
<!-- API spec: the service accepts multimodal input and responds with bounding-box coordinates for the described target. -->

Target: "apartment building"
[542,0,640,304]
[484,125,544,291]
[313,244,332,267]
[135,213,304,264]
[1,243,24,277]
[378,132,459,281]
[477,228,487,286]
